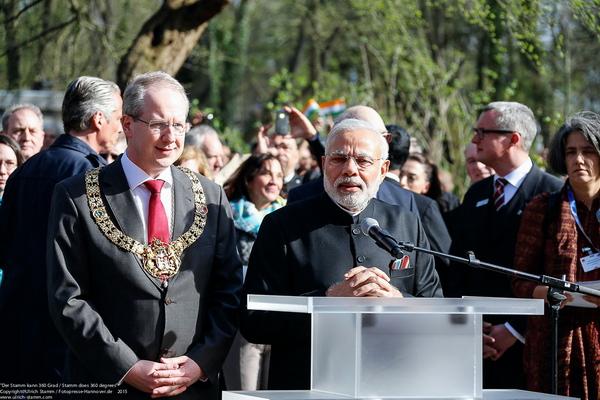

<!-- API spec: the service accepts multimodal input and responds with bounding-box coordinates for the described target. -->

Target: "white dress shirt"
[121,152,174,243]
[494,157,533,344]
[494,157,533,207]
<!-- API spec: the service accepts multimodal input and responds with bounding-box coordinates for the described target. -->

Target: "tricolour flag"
[302,98,320,120]
[318,98,346,118]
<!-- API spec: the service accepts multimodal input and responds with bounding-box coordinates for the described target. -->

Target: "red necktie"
[144,180,170,243]
[493,178,507,211]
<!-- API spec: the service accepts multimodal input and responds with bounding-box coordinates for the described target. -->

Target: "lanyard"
[567,187,599,252]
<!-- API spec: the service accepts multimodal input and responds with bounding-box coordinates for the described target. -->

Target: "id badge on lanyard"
[568,188,600,272]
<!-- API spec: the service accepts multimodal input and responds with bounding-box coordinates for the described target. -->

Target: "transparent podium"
[224,295,575,400]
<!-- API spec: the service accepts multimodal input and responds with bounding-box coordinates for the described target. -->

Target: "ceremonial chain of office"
[84,167,208,280]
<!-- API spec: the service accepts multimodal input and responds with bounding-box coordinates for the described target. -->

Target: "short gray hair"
[2,103,43,132]
[326,118,389,160]
[123,71,189,118]
[482,101,537,151]
[548,111,600,175]
[62,76,120,133]
[185,124,218,149]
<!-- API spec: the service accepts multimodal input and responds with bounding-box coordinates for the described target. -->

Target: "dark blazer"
[241,193,443,390]
[0,134,106,383]
[46,160,242,399]
[447,164,562,388]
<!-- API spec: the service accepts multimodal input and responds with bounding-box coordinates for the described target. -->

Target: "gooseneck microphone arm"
[359,218,600,298]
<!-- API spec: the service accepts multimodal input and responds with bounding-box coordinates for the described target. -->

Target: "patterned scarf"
[230,195,285,236]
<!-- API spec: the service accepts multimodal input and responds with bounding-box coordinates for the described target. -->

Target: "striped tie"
[493,178,507,211]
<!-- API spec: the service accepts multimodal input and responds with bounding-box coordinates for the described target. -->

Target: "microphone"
[360,218,405,258]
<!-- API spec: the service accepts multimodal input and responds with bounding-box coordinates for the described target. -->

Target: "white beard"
[324,175,380,213]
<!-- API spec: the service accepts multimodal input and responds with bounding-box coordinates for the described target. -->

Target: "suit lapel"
[502,166,539,217]
[101,159,145,241]
[469,177,495,233]
[171,166,195,239]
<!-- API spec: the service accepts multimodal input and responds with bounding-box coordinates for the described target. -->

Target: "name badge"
[580,252,600,272]
[476,199,489,208]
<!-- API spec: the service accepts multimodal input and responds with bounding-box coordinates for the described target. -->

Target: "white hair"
[326,118,389,160]
[482,101,537,151]
[185,124,219,149]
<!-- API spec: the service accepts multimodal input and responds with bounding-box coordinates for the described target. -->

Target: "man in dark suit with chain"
[447,101,562,388]
[241,118,443,390]
[47,71,242,398]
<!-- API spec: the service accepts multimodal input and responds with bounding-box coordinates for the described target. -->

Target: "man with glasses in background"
[47,71,241,399]
[241,118,442,390]
[446,101,562,389]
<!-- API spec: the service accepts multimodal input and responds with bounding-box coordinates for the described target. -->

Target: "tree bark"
[2,0,21,89]
[117,0,229,88]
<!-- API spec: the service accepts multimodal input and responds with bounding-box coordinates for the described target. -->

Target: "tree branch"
[0,0,44,25]
[0,16,77,57]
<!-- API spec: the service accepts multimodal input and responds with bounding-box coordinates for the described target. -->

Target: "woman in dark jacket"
[513,111,600,400]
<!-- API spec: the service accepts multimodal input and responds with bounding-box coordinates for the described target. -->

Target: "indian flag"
[302,98,320,120]
[319,98,346,118]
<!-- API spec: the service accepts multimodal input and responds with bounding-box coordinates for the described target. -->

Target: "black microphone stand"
[387,238,600,395]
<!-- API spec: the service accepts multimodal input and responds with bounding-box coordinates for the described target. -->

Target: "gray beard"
[324,176,377,213]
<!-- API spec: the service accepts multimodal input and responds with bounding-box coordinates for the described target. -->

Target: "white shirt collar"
[496,157,533,189]
[284,171,296,184]
[121,151,173,191]
[385,172,400,182]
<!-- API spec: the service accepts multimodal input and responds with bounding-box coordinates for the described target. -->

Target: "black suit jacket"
[46,160,242,399]
[0,134,106,382]
[241,193,443,390]
[448,166,562,304]
[447,165,562,388]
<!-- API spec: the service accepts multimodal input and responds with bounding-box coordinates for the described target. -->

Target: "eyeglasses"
[472,127,515,140]
[325,153,383,170]
[132,116,189,136]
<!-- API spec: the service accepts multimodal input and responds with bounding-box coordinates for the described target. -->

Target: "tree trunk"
[2,0,20,89]
[220,0,250,127]
[117,0,230,88]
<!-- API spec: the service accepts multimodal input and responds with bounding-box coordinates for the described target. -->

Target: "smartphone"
[274,109,290,135]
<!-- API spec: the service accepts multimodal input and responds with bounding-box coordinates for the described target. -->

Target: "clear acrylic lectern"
[224,295,576,400]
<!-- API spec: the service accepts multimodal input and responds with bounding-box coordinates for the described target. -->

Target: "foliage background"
[2,0,600,195]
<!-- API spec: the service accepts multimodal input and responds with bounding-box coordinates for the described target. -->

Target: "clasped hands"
[124,356,203,398]
[482,322,517,361]
[326,266,403,297]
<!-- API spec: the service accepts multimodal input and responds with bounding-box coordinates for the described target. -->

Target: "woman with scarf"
[222,153,285,391]
[513,111,600,400]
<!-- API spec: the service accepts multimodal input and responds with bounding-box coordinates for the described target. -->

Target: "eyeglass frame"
[130,116,190,136]
[324,152,385,170]
[472,127,515,140]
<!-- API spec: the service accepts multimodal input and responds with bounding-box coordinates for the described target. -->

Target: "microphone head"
[360,218,379,236]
